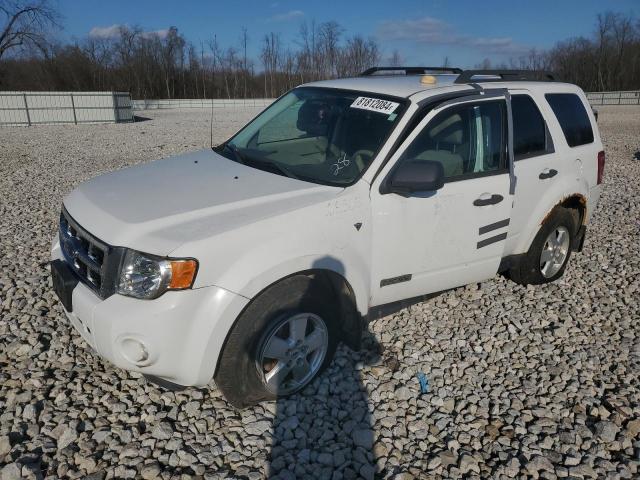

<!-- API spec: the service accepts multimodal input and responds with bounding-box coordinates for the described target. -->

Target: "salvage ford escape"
[51,68,604,407]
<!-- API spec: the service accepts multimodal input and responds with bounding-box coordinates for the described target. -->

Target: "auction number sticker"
[350,96,399,115]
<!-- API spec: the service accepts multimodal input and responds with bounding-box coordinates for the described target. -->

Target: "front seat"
[415,127,464,177]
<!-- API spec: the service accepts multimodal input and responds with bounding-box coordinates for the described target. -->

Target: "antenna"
[210,94,214,149]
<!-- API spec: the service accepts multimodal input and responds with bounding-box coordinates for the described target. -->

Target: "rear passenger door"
[505,90,599,256]
[545,92,598,188]
[504,91,558,254]
[370,94,513,306]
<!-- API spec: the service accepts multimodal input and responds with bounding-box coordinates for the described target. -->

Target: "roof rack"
[361,66,463,76]
[454,69,556,84]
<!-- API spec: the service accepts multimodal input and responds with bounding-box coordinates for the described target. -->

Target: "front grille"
[59,209,111,296]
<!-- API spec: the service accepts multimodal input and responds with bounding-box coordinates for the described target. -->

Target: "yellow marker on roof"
[421,75,437,85]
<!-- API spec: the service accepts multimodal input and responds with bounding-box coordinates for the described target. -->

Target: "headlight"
[117,250,198,300]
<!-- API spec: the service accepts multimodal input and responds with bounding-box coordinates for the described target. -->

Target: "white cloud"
[268,10,304,22]
[89,24,123,39]
[89,24,170,40]
[377,17,530,56]
[141,29,170,39]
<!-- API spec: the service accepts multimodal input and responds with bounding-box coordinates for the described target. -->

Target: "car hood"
[63,149,340,255]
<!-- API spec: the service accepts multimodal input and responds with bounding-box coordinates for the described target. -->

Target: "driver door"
[370,94,514,306]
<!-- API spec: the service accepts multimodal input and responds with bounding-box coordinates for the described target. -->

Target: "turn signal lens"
[169,259,198,289]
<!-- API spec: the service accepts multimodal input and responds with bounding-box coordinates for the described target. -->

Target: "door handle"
[539,168,558,180]
[473,194,503,206]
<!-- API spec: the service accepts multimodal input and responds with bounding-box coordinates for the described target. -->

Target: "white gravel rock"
[0,463,21,480]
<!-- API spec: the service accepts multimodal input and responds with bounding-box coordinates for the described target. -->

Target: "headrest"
[429,113,463,144]
[297,100,333,136]
[441,129,463,144]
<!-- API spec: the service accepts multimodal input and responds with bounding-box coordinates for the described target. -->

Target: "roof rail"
[361,66,463,76]
[454,69,556,84]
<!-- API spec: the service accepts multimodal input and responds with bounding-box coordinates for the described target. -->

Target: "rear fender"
[515,187,588,255]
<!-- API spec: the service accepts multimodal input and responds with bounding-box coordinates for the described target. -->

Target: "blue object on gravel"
[417,372,429,394]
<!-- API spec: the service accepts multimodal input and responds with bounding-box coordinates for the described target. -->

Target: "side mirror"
[385,159,445,195]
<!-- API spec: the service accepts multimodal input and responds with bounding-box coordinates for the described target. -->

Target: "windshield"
[217,87,407,186]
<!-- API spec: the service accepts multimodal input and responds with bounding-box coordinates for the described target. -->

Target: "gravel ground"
[1,105,639,480]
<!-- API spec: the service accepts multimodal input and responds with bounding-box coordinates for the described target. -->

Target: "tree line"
[1,2,638,98]
[480,12,640,92]
[0,3,381,99]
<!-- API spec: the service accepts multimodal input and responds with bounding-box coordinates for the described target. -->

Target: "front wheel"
[214,275,339,408]
[509,207,576,285]
[255,312,329,396]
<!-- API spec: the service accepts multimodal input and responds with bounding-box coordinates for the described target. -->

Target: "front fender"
[224,253,371,315]
[172,184,373,315]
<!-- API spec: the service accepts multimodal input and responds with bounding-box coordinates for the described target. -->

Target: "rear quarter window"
[512,95,550,159]
[545,93,594,147]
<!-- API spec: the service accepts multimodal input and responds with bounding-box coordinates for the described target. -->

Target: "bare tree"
[387,49,402,67]
[476,58,492,69]
[0,0,58,60]
[2,11,639,98]
[200,41,206,98]
[338,35,379,76]
[208,34,220,97]
[318,21,342,77]
[296,20,317,82]
[261,32,280,97]
[240,27,248,98]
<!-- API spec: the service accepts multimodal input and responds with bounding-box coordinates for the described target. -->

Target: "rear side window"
[545,93,594,147]
[512,95,549,159]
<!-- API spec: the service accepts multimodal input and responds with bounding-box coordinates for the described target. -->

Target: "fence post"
[112,92,119,123]
[23,93,31,126]
[70,93,77,125]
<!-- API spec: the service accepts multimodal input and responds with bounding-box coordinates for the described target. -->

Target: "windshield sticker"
[350,96,399,115]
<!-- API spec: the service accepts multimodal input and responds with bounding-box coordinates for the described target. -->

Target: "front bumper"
[51,237,249,387]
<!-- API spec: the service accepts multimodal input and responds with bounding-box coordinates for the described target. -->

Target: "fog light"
[120,337,149,365]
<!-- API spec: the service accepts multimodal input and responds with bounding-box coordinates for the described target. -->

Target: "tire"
[214,274,339,408]
[509,207,576,286]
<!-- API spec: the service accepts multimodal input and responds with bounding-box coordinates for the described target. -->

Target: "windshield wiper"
[218,142,298,180]
[220,142,245,164]
[243,156,299,180]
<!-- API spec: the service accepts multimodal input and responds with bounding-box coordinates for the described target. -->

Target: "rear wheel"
[539,226,571,278]
[214,275,339,408]
[509,207,576,285]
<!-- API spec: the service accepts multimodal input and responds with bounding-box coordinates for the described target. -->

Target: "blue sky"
[57,0,638,67]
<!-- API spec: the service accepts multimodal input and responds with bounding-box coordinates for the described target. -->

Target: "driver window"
[401,100,506,180]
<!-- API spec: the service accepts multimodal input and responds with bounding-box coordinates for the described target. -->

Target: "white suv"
[51,68,604,407]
